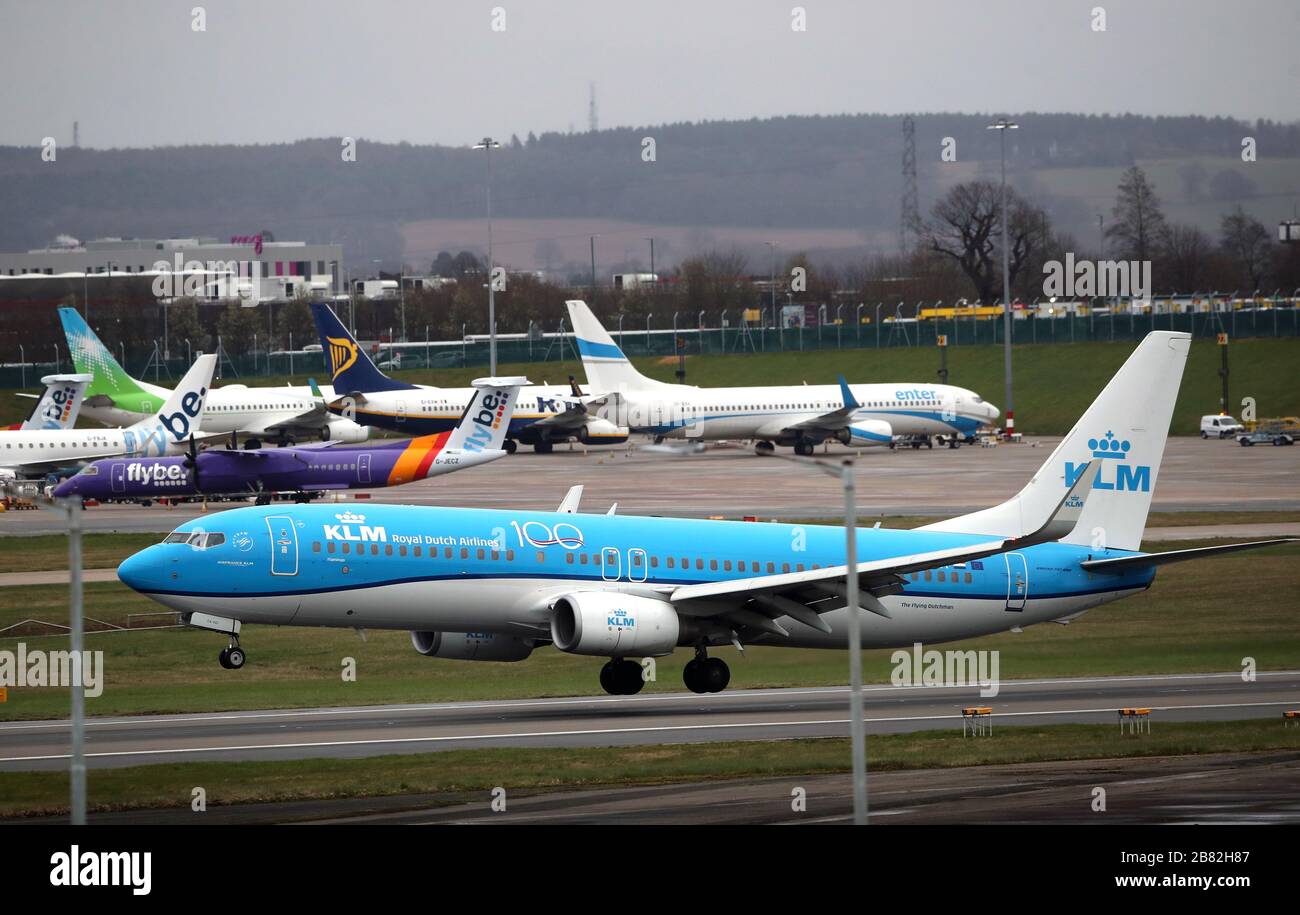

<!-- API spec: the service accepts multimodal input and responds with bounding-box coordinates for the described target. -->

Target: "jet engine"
[409,630,534,661]
[322,418,370,443]
[577,418,630,445]
[550,592,680,656]
[837,418,893,447]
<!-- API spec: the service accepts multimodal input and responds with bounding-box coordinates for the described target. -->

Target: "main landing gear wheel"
[754,440,776,455]
[218,645,246,670]
[503,439,518,454]
[533,441,554,454]
[793,442,814,456]
[599,658,645,695]
[683,655,730,693]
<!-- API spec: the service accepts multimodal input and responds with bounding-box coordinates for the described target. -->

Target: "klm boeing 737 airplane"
[117,332,1293,688]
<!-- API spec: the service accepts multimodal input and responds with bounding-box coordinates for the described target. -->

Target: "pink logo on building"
[230,234,264,255]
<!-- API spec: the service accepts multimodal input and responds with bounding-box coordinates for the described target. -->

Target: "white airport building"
[0,236,344,303]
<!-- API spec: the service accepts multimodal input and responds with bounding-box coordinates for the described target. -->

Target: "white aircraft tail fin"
[22,373,92,431]
[921,331,1191,551]
[565,299,673,393]
[446,376,528,452]
[129,354,216,442]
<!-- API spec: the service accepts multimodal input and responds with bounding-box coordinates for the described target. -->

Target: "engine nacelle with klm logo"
[550,592,680,657]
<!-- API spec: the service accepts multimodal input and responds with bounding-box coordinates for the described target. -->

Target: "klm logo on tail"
[1065,430,1150,492]
[327,336,359,381]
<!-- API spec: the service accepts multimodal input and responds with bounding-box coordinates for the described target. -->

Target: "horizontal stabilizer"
[1080,538,1298,572]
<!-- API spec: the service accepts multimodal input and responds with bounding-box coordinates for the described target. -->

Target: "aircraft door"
[358,453,371,484]
[628,548,648,583]
[110,462,126,493]
[601,547,621,582]
[395,401,407,424]
[266,515,299,576]
[1004,552,1027,611]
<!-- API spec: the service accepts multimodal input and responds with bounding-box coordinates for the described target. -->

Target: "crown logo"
[1087,430,1130,459]
[335,511,365,524]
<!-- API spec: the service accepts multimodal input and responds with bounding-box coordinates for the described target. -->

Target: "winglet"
[307,378,324,400]
[557,484,584,514]
[838,374,860,410]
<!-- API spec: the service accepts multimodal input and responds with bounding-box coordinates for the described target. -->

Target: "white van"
[1200,414,1244,438]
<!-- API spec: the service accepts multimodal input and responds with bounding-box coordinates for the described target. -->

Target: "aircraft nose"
[118,547,163,593]
[52,477,77,498]
[985,401,1001,421]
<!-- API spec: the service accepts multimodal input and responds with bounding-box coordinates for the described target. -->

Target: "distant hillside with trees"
[2,112,1296,270]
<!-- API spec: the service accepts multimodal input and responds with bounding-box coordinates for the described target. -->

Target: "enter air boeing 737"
[117,332,1292,689]
[566,300,999,454]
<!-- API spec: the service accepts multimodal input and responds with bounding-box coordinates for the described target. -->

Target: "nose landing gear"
[683,647,730,693]
[218,637,246,670]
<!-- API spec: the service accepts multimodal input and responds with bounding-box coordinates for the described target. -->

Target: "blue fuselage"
[118,503,1154,649]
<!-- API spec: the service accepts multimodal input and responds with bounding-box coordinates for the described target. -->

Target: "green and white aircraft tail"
[59,306,174,422]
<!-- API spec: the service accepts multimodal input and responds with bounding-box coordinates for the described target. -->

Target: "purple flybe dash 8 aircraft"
[54,377,527,504]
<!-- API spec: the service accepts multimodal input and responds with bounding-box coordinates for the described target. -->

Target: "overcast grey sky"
[4,0,1297,149]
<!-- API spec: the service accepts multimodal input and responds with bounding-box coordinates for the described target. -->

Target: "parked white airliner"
[566,300,999,454]
[1,355,215,493]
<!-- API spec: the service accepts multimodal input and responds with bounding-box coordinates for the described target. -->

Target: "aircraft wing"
[760,375,862,435]
[530,403,591,431]
[668,462,1100,635]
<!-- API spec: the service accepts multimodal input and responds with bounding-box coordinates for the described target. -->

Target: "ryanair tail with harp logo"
[311,302,418,394]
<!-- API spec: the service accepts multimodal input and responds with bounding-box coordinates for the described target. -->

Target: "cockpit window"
[162,531,224,548]
[78,465,99,476]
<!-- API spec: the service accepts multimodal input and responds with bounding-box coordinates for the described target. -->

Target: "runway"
[306,751,1300,825]
[2,671,1296,772]
[2,435,1296,534]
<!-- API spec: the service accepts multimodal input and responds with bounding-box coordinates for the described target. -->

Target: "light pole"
[474,137,502,375]
[590,235,599,298]
[645,237,656,281]
[653,445,868,823]
[987,118,1019,438]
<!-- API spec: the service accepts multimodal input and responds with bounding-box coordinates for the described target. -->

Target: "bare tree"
[1106,166,1168,262]
[1160,224,1215,291]
[923,180,1049,304]
[1219,206,1273,289]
